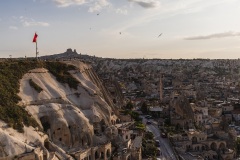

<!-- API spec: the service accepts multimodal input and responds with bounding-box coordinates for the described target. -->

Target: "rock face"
[0,61,116,159]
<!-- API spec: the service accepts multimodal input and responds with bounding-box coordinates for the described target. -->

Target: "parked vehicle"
[161,132,167,138]
[146,121,151,125]
[155,139,160,143]
[155,140,160,147]
[145,115,152,119]
[156,148,162,156]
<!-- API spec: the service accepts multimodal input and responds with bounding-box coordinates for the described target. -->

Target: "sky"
[0,0,240,59]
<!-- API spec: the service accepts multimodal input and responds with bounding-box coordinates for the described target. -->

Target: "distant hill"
[40,48,92,61]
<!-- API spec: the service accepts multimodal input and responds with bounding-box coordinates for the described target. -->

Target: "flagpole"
[36,41,38,60]
[33,32,38,60]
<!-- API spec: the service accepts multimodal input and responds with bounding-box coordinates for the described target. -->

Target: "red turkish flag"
[32,33,38,42]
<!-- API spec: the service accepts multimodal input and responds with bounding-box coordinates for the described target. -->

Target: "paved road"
[142,117,177,160]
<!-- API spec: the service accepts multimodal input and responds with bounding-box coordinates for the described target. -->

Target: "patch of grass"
[29,79,43,93]
[45,61,79,89]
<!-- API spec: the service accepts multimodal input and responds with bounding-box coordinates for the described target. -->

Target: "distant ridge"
[40,48,92,60]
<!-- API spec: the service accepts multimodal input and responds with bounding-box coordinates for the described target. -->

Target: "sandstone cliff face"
[0,61,116,158]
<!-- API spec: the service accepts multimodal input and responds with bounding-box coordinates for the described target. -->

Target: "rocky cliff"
[0,60,117,159]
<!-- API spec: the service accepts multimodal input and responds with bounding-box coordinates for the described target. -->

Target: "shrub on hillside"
[29,79,43,93]
[45,61,79,89]
[0,60,42,132]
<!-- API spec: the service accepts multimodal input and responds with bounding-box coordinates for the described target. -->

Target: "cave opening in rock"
[40,116,50,132]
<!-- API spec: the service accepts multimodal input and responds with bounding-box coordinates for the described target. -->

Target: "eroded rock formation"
[0,61,117,159]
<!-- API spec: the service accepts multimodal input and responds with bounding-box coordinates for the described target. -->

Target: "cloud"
[52,0,111,12]
[23,21,49,27]
[53,0,86,7]
[9,26,18,30]
[88,0,110,12]
[184,31,240,40]
[19,16,50,27]
[115,8,128,15]
[128,0,160,8]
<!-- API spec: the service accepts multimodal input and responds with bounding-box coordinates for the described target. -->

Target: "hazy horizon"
[1,0,240,59]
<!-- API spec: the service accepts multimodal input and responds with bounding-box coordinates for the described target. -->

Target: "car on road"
[155,140,160,147]
[146,121,151,125]
[161,132,167,138]
[145,115,152,119]
[156,148,162,156]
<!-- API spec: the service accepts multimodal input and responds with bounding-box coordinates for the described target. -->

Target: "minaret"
[159,73,163,103]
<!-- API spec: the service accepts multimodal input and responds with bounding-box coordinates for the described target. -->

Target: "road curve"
[142,117,177,160]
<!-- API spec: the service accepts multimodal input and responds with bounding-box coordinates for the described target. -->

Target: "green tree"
[141,102,148,114]
[129,111,141,122]
[125,101,134,110]
[142,131,158,158]
[175,123,181,131]
[235,138,240,155]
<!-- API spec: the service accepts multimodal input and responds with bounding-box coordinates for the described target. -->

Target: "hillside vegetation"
[0,60,79,132]
[29,79,43,93]
[45,61,79,89]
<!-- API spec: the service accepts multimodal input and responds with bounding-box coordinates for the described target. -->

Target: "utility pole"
[36,41,39,60]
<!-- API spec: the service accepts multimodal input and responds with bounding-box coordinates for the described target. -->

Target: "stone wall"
[72,142,111,160]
